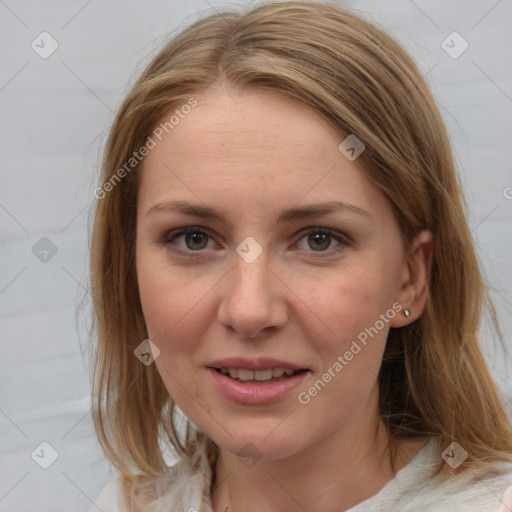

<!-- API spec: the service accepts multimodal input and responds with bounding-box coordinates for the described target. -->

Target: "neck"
[211,387,424,512]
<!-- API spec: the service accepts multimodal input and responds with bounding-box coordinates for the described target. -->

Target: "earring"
[403,308,411,318]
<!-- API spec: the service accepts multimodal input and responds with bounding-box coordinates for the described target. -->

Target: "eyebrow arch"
[145,199,371,224]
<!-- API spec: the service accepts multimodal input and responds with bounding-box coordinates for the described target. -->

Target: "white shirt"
[91,437,512,511]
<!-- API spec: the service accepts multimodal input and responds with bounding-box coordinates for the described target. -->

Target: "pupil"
[309,233,330,251]
[183,232,331,251]
[185,232,208,250]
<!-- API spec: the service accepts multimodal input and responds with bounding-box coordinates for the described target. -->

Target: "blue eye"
[158,226,350,258]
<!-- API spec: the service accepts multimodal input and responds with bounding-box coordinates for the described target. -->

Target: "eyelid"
[157,226,219,258]
[292,227,351,256]
[158,225,351,257]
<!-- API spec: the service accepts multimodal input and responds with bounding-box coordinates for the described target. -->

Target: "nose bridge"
[218,245,287,337]
[232,233,270,294]
[230,248,272,311]
[233,250,268,292]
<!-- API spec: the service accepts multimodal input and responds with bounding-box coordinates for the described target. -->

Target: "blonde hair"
[89,0,512,508]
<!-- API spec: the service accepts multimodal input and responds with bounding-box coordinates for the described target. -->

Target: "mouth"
[212,367,309,384]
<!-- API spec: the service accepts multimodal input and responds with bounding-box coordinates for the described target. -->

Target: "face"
[135,85,415,461]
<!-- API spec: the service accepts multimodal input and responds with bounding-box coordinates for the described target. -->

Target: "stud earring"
[403,308,411,318]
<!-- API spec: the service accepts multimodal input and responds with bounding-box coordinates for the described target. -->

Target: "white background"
[1,0,511,510]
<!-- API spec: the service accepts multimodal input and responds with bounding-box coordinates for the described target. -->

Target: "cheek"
[293,268,395,405]
[137,261,205,409]
[136,246,207,345]
[136,249,217,406]
[294,279,391,432]
[294,267,392,349]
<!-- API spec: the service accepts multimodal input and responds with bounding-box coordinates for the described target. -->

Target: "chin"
[210,426,305,464]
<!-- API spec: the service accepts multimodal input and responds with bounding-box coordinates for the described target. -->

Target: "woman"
[89,1,512,510]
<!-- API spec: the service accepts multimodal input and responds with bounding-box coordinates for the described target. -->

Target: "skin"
[135,82,434,512]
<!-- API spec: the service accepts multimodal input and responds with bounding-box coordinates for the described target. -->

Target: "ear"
[389,230,434,327]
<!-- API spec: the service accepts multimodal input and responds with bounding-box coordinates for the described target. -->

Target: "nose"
[217,252,289,339]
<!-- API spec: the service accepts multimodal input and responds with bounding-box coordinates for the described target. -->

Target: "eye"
[157,226,351,258]
[159,227,216,256]
[294,227,350,255]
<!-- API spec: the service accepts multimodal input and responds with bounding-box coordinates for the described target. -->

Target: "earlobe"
[389,229,434,328]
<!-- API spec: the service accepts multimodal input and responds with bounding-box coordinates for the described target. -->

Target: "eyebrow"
[146,199,371,225]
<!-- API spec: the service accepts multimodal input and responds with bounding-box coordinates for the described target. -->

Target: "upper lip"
[207,357,308,371]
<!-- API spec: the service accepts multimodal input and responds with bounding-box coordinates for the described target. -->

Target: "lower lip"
[208,368,309,405]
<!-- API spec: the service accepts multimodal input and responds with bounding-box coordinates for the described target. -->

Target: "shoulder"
[357,437,512,512]
[89,454,212,512]
[406,465,512,512]
[90,476,124,512]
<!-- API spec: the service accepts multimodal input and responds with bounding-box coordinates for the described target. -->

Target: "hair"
[89,0,512,509]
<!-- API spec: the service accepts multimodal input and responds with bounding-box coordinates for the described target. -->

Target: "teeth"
[237,369,253,381]
[219,367,299,382]
[255,369,273,381]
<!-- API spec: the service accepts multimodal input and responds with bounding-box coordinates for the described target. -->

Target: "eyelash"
[157,226,351,259]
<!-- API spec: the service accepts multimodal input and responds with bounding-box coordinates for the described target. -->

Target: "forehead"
[158,86,336,165]
[138,85,385,217]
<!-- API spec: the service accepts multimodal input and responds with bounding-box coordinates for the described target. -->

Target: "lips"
[208,367,310,405]
[207,357,311,404]
[217,367,298,382]
[208,357,309,383]
[207,357,307,371]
